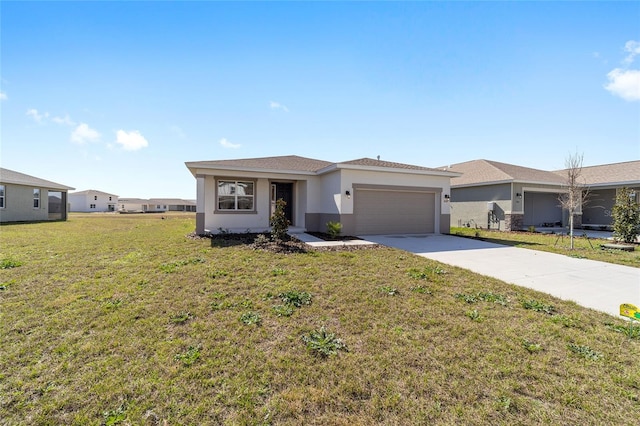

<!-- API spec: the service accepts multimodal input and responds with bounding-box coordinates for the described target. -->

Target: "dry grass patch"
[1,214,638,425]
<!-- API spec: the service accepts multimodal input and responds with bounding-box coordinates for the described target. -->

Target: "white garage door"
[354,189,435,235]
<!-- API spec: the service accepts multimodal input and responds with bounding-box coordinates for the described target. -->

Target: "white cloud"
[115,130,149,151]
[604,68,640,101]
[71,123,101,144]
[0,91,7,101]
[604,40,640,102]
[269,101,289,112]
[26,108,49,123]
[219,138,241,149]
[52,114,76,126]
[622,40,640,65]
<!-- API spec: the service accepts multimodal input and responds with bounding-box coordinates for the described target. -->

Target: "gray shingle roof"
[446,159,563,187]
[186,155,333,173]
[0,168,75,191]
[553,160,640,186]
[338,158,447,172]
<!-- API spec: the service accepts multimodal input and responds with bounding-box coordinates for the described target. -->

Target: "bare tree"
[558,152,589,249]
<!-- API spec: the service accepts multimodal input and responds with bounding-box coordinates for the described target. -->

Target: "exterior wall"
[198,171,319,233]
[0,183,66,223]
[69,191,117,212]
[450,183,511,230]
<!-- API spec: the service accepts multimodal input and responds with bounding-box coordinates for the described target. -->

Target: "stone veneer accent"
[505,213,523,231]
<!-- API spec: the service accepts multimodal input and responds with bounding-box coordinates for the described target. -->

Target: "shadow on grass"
[451,233,545,248]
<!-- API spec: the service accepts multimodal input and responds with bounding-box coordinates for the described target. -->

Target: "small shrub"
[567,343,602,361]
[521,299,556,315]
[527,225,536,233]
[272,304,294,317]
[612,187,640,243]
[240,312,261,325]
[326,221,343,239]
[302,326,348,357]
[174,345,201,366]
[253,234,270,247]
[270,198,290,242]
[379,286,399,296]
[0,258,23,269]
[278,290,312,307]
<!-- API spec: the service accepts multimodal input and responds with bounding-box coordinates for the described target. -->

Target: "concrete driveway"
[362,234,640,318]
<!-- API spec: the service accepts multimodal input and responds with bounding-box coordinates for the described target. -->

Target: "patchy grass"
[451,227,640,267]
[1,214,638,424]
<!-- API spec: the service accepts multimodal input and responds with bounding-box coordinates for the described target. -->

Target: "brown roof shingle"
[553,160,640,186]
[186,155,333,173]
[446,159,563,187]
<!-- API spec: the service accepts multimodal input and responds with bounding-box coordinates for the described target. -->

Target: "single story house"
[0,167,75,223]
[185,155,460,236]
[69,189,118,212]
[445,159,640,231]
[119,198,196,213]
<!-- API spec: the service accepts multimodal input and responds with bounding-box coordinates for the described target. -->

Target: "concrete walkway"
[361,234,640,318]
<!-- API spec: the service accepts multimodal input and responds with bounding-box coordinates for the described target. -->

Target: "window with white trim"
[33,188,40,209]
[0,185,5,208]
[217,180,254,211]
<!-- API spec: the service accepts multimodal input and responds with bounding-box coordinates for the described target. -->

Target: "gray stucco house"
[186,155,460,236]
[445,159,640,231]
[0,168,75,223]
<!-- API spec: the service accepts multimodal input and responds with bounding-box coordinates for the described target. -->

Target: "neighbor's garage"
[523,191,562,227]
[353,188,435,235]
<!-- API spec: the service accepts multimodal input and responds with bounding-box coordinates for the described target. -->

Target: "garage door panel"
[354,189,435,234]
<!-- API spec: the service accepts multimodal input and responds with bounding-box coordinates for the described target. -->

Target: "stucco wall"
[0,184,55,222]
[69,191,118,212]
[450,183,511,230]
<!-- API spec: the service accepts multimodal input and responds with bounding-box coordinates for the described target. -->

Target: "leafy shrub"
[326,221,343,239]
[567,343,602,361]
[612,187,640,243]
[270,198,289,242]
[253,233,270,247]
[301,326,348,357]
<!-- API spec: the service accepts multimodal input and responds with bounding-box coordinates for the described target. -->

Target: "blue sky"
[1,1,639,199]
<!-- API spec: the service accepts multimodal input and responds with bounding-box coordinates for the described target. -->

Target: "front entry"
[271,182,293,224]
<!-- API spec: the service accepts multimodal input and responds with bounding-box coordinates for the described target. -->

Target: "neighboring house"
[0,168,75,223]
[185,155,460,236]
[148,198,196,212]
[119,198,196,213]
[446,159,640,231]
[69,190,118,212]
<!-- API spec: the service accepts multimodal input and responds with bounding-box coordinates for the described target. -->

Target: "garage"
[354,187,435,235]
[523,192,562,227]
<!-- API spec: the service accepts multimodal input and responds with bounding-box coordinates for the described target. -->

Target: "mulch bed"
[187,232,380,253]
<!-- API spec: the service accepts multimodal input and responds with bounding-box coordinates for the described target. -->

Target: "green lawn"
[1,215,638,425]
[451,227,640,268]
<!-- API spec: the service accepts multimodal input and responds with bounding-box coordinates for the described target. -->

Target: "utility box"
[487,202,495,212]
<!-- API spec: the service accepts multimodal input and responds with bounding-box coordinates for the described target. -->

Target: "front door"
[271,182,293,224]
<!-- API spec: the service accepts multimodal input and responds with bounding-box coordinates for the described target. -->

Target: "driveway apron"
[362,234,640,318]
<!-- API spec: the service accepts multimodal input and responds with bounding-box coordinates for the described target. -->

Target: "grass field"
[1,214,638,425]
[451,227,640,268]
